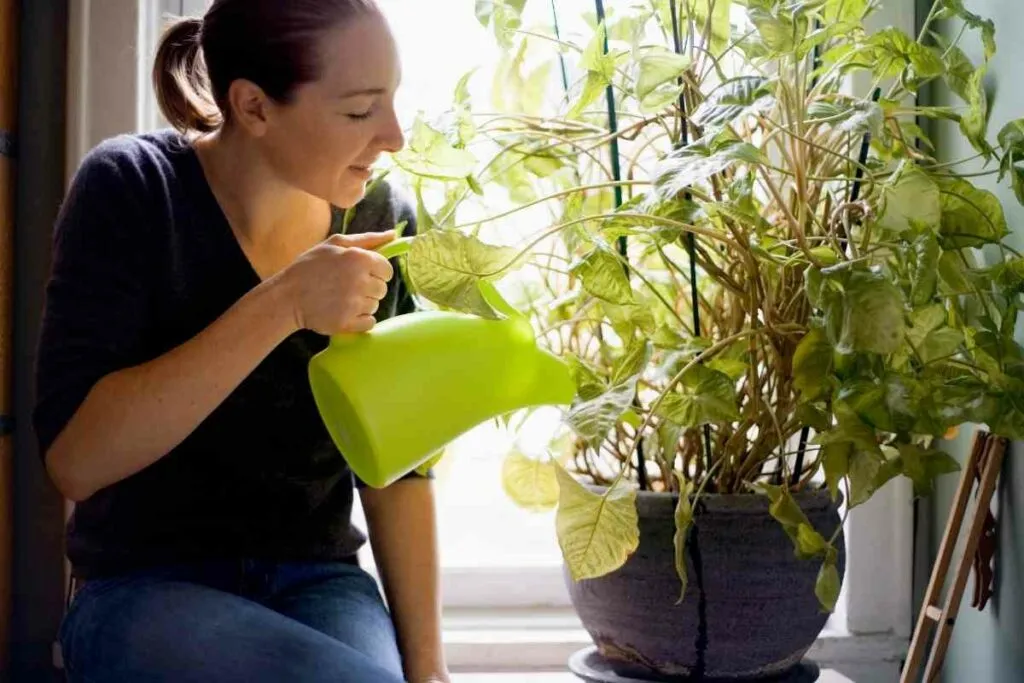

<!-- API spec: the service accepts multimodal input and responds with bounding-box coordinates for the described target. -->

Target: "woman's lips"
[349,165,373,179]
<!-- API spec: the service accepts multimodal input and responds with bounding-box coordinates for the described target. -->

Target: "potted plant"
[388,0,1024,678]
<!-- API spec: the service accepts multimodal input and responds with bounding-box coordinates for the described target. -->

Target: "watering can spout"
[308,307,576,489]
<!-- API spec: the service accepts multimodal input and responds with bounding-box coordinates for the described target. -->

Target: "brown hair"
[153,0,379,134]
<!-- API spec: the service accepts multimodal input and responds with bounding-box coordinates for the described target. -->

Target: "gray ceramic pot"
[564,488,845,680]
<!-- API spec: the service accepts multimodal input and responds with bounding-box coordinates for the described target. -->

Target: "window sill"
[444,608,907,681]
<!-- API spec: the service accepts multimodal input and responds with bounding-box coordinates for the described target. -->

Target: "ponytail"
[152,1,380,134]
[152,17,221,134]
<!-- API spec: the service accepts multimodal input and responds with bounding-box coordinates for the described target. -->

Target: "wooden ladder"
[900,430,1007,683]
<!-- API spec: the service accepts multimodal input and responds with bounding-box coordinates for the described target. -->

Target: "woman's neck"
[192,127,330,246]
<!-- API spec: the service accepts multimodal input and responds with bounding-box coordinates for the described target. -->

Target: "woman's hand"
[275,230,396,335]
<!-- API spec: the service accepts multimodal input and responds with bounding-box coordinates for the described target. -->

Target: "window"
[65,0,918,675]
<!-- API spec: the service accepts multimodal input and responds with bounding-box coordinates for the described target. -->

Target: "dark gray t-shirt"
[34,130,420,579]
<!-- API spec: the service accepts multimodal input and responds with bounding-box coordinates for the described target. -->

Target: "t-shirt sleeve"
[33,142,154,459]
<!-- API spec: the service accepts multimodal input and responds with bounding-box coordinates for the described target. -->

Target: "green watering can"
[308,237,577,488]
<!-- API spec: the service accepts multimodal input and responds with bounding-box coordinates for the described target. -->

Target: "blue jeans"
[59,559,407,683]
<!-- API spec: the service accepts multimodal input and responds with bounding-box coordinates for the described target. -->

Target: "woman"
[33,1,447,681]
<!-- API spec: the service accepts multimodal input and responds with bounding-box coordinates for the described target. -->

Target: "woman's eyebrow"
[336,87,387,98]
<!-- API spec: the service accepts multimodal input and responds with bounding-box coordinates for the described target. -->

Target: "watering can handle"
[374,235,415,260]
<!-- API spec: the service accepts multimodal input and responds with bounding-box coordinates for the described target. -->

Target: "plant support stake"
[670,0,713,471]
[593,0,648,490]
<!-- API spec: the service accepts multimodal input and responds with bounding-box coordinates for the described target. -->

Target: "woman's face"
[258,12,405,208]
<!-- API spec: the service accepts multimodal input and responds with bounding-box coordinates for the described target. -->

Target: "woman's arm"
[45,277,294,501]
[44,230,396,502]
[360,477,448,683]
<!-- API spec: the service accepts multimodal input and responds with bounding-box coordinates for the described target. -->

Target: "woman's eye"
[347,110,374,121]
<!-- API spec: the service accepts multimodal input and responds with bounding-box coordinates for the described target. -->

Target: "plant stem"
[450,180,648,230]
[627,328,770,467]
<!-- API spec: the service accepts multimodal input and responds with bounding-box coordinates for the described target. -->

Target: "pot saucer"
[568,646,820,683]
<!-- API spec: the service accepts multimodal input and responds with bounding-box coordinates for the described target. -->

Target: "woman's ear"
[226,79,272,137]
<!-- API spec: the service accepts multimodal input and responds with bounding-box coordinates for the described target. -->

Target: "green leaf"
[454,68,475,106]
[991,391,1024,441]
[749,7,808,54]
[943,45,975,102]
[566,382,636,446]
[816,556,842,612]
[687,0,733,56]
[657,365,740,428]
[644,419,683,466]
[824,0,868,22]
[571,248,634,305]
[938,251,971,293]
[937,176,1008,248]
[406,230,518,318]
[394,118,478,180]
[491,40,552,115]
[673,476,695,602]
[475,0,527,48]
[691,76,773,128]
[937,0,996,62]
[793,327,834,401]
[997,118,1024,205]
[796,402,832,431]
[555,466,640,581]
[521,148,565,178]
[502,450,560,511]
[919,328,965,364]
[567,22,618,118]
[806,100,883,137]
[998,119,1024,154]
[634,48,690,111]
[959,66,992,158]
[910,232,941,306]
[986,257,1024,296]
[580,21,615,77]
[896,443,960,497]
[805,266,838,309]
[611,338,653,386]
[813,408,884,505]
[821,442,848,500]
[604,302,657,336]
[655,136,766,197]
[876,163,941,234]
[796,522,829,558]
[838,271,906,356]
[570,71,610,119]
[566,354,607,401]
[467,175,484,196]
[754,484,828,560]
[848,448,885,506]
[474,0,526,27]
[707,339,749,380]
[862,28,945,84]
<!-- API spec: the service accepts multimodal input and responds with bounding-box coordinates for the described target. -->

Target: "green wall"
[918,0,1024,680]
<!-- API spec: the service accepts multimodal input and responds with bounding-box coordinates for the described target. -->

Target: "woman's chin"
[331,182,368,209]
